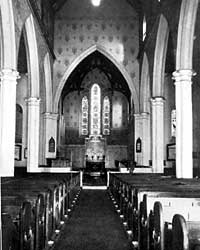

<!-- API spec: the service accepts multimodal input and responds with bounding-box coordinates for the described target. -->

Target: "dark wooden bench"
[109,173,200,250]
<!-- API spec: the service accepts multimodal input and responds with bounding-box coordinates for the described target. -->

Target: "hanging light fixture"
[91,0,101,7]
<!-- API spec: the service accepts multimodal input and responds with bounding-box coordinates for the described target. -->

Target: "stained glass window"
[112,98,122,128]
[81,96,88,135]
[91,84,101,135]
[103,96,110,135]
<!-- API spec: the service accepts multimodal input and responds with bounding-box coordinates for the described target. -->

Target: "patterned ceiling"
[50,0,141,12]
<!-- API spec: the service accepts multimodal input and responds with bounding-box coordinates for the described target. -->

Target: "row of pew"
[1,172,81,250]
[108,173,200,250]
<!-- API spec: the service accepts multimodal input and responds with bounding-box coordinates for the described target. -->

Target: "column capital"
[141,112,150,119]
[26,97,41,106]
[134,113,142,119]
[0,68,20,81]
[43,112,58,120]
[150,96,165,106]
[172,69,196,82]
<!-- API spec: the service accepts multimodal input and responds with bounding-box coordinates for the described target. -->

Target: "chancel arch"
[53,44,139,114]
[58,50,131,169]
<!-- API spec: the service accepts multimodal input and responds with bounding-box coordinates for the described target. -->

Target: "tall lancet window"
[103,96,110,135]
[81,96,89,135]
[143,15,147,41]
[91,84,101,135]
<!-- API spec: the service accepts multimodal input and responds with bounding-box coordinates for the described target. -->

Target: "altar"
[83,135,107,185]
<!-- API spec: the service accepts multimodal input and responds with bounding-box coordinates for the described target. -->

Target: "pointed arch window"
[143,15,147,41]
[103,96,110,135]
[81,96,89,135]
[91,84,101,135]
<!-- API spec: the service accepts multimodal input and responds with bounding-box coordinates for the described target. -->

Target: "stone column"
[27,97,40,172]
[43,112,58,159]
[151,97,165,173]
[172,69,194,178]
[141,112,151,166]
[0,69,19,176]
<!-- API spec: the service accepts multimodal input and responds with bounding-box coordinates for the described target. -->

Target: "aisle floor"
[53,190,132,250]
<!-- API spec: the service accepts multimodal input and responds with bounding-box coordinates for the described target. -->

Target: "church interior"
[1,0,200,249]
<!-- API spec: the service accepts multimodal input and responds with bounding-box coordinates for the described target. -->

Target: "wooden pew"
[1,173,81,250]
[109,173,200,250]
[172,214,200,250]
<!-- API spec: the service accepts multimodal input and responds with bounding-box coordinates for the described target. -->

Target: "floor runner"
[53,190,131,250]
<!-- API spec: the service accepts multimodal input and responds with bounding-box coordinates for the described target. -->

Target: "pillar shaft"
[173,69,194,178]
[151,97,165,173]
[0,69,19,176]
[27,97,40,172]
[141,112,151,166]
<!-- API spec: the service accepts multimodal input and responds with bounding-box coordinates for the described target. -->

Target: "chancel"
[1,0,200,250]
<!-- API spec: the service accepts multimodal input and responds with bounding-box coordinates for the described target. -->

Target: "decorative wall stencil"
[64,59,69,66]
[72,23,77,30]
[79,35,84,42]
[122,35,128,43]
[94,35,99,42]
[56,71,62,78]
[108,36,113,42]
[87,23,92,30]
[65,35,70,42]
[101,23,106,30]
[54,17,139,94]
[116,24,120,30]
[131,72,135,78]
[123,59,128,67]
[57,47,63,55]
[72,47,77,54]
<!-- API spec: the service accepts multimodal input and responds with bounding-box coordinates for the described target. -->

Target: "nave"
[2,171,200,250]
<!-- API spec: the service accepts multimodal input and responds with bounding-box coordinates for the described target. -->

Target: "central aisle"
[53,190,132,250]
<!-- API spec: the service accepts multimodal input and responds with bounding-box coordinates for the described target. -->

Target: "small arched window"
[103,96,110,135]
[171,109,176,137]
[91,84,101,135]
[81,96,89,135]
[143,15,147,41]
[15,104,23,143]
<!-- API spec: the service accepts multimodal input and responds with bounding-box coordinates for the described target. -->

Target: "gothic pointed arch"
[44,53,53,112]
[0,0,16,69]
[23,14,40,97]
[176,0,199,69]
[53,44,139,113]
[152,14,169,97]
[140,52,150,113]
